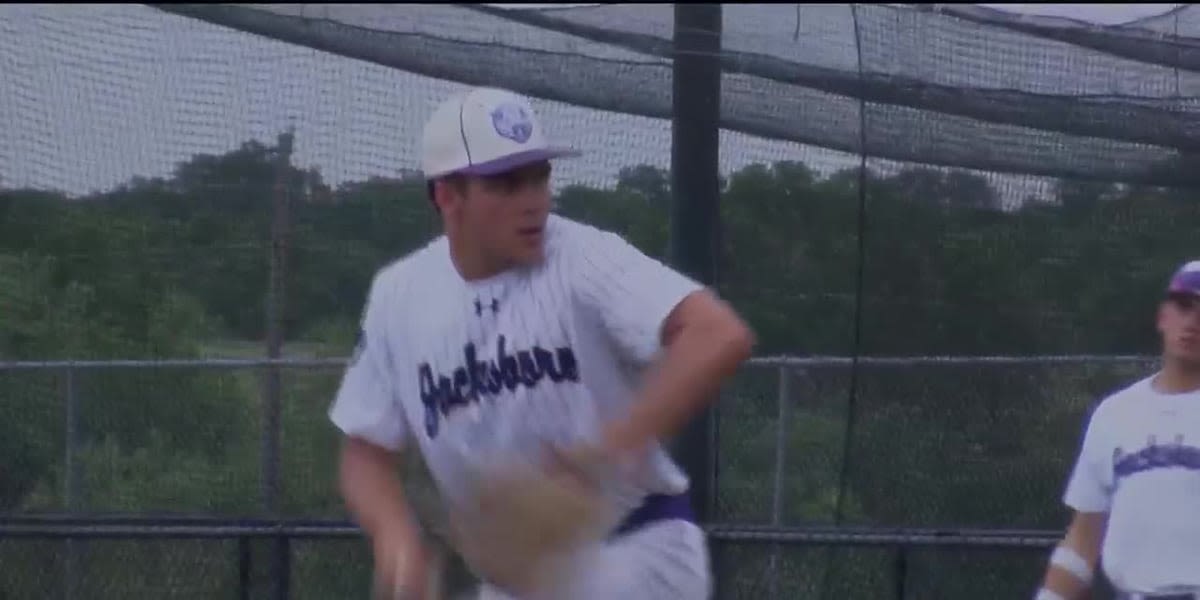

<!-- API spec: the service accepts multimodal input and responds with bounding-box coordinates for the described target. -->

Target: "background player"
[328,86,755,599]
[1036,260,1200,600]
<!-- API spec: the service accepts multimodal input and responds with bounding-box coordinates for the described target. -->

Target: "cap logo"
[490,102,534,144]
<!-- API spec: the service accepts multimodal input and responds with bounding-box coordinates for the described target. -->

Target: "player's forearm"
[1040,565,1090,600]
[338,437,423,546]
[604,314,754,455]
[1037,515,1105,600]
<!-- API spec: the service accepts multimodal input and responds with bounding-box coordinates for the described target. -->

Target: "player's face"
[1158,292,1200,366]
[460,161,554,269]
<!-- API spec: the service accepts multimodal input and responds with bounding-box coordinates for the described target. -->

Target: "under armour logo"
[474,298,500,317]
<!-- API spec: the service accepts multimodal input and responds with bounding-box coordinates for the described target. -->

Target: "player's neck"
[447,234,509,282]
[1153,359,1200,395]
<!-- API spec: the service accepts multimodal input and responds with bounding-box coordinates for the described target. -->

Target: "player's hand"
[597,417,656,468]
[371,529,435,600]
[448,446,625,597]
[541,443,615,489]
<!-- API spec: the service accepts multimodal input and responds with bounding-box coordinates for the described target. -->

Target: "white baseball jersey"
[1063,375,1200,592]
[329,214,703,514]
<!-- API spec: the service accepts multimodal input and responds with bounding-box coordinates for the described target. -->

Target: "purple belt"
[1117,594,1198,600]
[610,493,696,538]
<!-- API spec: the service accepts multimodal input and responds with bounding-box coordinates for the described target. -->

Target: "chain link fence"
[2,355,1149,598]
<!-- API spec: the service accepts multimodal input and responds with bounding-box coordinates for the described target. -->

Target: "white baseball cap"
[420,87,581,179]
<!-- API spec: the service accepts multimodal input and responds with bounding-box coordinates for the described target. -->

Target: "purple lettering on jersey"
[516,350,543,386]
[418,335,580,438]
[1112,435,1200,483]
[497,336,521,392]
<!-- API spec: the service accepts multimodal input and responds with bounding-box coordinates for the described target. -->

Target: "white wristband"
[1035,589,1066,600]
[1050,545,1094,584]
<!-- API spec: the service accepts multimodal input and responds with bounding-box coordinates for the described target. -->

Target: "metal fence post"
[238,536,252,600]
[893,546,908,600]
[668,7,722,286]
[265,130,295,600]
[669,4,723,585]
[277,536,291,599]
[63,365,83,600]
[767,364,791,598]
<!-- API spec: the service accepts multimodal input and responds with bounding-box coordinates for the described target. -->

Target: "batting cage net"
[1,3,1197,599]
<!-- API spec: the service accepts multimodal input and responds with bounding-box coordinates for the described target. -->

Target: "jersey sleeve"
[1062,401,1114,513]
[328,272,411,452]
[572,228,704,364]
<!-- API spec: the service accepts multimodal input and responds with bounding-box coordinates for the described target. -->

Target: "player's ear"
[431,176,463,215]
[427,181,442,215]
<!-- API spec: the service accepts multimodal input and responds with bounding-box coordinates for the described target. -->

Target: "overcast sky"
[979,3,1179,22]
[507,4,1183,23]
[0,4,1186,200]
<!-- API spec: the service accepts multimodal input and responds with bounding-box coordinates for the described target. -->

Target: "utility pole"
[670,2,722,523]
[670,3,724,593]
[264,127,294,600]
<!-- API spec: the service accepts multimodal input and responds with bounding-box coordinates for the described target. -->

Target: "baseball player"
[1036,259,1200,600]
[328,86,755,599]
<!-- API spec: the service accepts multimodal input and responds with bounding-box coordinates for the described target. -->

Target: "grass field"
[198,340,341,359]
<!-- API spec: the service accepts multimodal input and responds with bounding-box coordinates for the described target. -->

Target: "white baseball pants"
[474,519,712,600]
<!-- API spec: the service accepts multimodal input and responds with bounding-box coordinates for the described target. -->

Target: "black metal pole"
[264,127,294,513]
[238,537,252,600]
[64,367,83,600]
[893,546,908,600]
[265,128,294,600]
[669,0,723,587]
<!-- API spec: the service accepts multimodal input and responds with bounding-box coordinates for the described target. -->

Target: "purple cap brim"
[1169,270,1200,295]
[456,147,581,176]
